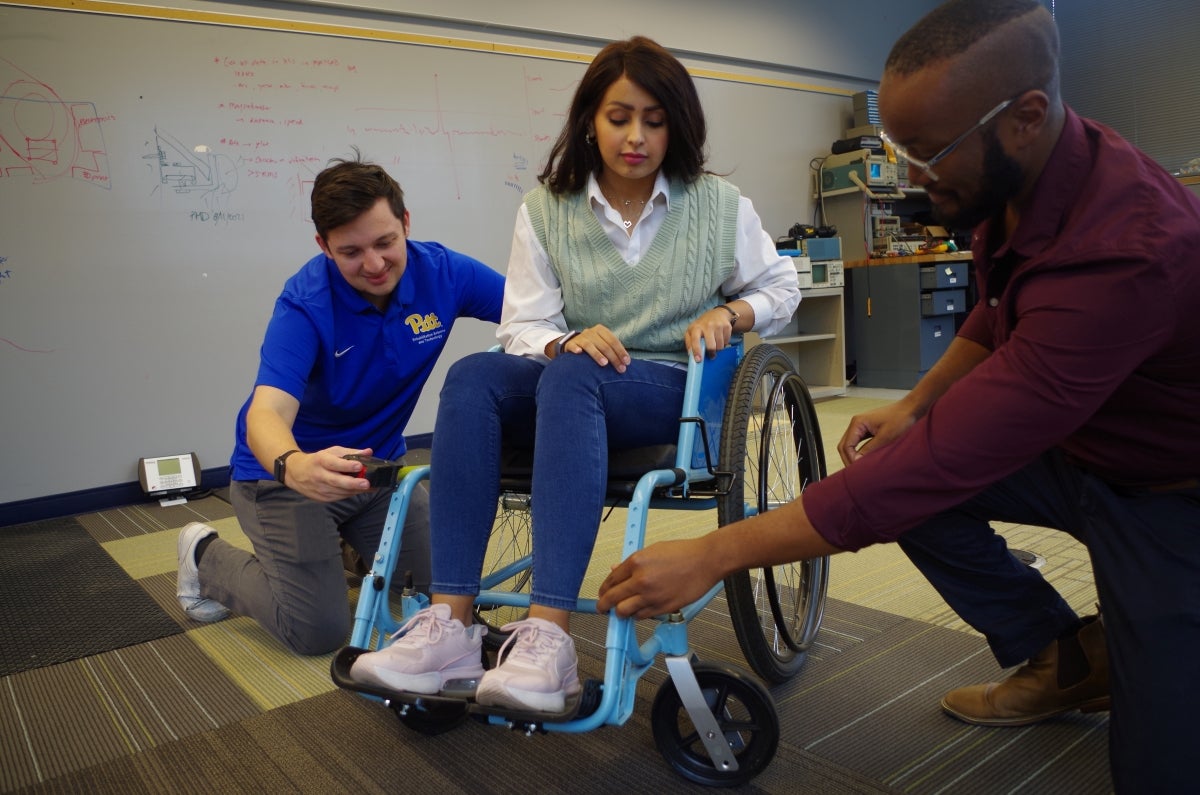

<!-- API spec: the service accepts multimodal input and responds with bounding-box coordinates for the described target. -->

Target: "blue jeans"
[898,450,1200,792]
[428,351,687,611]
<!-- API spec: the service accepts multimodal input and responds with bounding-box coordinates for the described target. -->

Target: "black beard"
[931,130,1024,230]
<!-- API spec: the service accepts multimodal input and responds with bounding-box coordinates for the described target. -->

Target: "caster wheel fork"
[651,659,779,787]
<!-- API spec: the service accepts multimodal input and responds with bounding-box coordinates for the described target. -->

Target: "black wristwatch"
[553,330,580,358]
[274,449,301,484]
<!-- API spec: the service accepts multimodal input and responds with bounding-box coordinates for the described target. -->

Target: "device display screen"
[139,453,200,496]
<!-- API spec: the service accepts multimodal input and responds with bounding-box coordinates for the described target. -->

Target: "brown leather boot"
[942,615,1110,726]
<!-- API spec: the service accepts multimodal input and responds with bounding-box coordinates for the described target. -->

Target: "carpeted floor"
[0,395,1110,793]
[0,516,182,677]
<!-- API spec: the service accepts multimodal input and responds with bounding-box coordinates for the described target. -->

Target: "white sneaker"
[176,522,231,622]
[350,604,486,694]
[474,618,580,713]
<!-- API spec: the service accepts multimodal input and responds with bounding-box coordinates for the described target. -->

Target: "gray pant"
[200,477,430,655]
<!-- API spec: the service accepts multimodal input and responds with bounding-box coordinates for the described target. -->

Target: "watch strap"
[716,303,740,325]
[274,449,301,484]
[553,330,580,358]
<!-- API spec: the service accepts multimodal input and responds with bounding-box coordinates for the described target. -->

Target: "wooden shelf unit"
[759,286,847,400]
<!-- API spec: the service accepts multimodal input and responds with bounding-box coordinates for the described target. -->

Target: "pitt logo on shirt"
[405,312,443,334]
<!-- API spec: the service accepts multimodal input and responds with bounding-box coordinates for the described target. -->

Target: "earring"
[585,131,595,145]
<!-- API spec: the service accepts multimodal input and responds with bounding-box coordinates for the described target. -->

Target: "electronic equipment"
[894,154,914,189]
[791,256,844,289]
[138,452,201,505]
[801,236,841,262]
[819,150,898,197]
[778,225,838,252]
[831,134,883,155]
[871,215,901,254]
[852,90,880,128]
[872,215,901,237]
[844,123,884,139]
[343,454,402,488]
[811,259,844,289]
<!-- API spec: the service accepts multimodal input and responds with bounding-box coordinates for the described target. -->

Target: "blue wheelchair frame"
[333,342,819,786]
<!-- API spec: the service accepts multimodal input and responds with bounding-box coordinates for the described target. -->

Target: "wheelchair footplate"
[331,646,599,733]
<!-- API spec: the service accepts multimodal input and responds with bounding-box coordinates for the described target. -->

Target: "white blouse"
[498,171,801,360]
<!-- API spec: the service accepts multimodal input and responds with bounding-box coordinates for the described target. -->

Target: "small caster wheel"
[651,661,779,787]
[576,679,603,719]
[392,698,469,736]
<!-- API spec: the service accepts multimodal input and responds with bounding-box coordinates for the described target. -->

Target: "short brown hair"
[310,148,406,240]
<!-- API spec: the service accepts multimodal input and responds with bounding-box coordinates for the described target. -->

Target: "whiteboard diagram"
[144,126,240,212]
[0,57,111,186]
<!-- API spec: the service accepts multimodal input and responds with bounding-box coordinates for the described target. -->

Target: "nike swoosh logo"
[335,346,355,358]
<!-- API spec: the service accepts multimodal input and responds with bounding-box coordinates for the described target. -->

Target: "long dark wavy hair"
[538,36,708,194]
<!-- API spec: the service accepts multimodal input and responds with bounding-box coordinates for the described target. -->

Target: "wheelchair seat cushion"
[499,445,679,497]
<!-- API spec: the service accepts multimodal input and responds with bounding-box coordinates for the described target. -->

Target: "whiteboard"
[0,3,853,505]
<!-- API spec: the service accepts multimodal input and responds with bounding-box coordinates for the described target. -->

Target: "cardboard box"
[923,225,951,243]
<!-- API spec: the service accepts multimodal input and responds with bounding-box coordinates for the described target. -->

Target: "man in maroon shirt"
[598,1,1200,790]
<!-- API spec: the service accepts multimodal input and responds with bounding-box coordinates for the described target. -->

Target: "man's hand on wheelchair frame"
[599,499,841,619]
[597,537,723,619]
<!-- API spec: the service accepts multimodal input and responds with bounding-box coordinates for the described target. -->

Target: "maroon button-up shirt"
[805,107,1200,551]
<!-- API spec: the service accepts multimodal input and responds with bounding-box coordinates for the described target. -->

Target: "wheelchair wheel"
[391,698,470,736]
[474,490,533,648]
[719,343,830,684]
[651,661,779,787]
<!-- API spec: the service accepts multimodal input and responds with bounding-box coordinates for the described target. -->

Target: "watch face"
[275,457,284,481]
[275,450,297,482]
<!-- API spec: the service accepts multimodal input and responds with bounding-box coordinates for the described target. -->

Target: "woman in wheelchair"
[349,35,801,713]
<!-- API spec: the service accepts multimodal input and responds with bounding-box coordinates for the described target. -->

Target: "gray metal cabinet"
[850,258,970,389]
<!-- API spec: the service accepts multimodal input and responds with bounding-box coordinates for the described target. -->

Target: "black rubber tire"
[392,698,470,736]
[718,344,830,684]
[651,661,780,787]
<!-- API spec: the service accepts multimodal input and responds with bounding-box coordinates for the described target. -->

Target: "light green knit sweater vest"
[525,174,739,363]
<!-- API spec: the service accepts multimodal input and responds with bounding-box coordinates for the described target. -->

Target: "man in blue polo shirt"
[175,153,504,655]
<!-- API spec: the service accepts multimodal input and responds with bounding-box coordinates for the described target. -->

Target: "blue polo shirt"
[230,239,504,481]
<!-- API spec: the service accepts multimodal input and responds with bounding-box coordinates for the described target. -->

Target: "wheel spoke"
[718,344,830,683]
[475,491,533,641]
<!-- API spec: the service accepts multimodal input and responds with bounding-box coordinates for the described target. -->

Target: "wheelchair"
[331,341,830,787]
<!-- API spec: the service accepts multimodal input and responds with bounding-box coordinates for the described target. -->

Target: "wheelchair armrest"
[676,342,742,471]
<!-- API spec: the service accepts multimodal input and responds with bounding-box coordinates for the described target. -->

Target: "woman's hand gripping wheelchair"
[331,342,830,787]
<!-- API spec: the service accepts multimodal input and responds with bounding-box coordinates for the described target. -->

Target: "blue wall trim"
[0,467,232,528]
[0,433,434,528]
